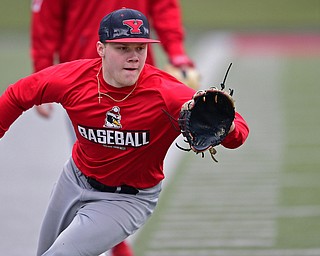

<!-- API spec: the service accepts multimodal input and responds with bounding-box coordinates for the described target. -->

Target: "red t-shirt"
[31,0,187,71]
[0,59,249,188]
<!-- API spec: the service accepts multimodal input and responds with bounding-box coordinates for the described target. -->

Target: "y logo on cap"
[123,19,143,34]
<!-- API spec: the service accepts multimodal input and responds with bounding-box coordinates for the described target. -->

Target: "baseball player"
[31,1,197,254]
[0,8,249,255]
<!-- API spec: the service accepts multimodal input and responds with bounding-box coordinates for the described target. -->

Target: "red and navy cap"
[99,8,160,43]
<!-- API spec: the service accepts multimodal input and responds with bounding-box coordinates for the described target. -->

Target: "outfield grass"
[180,0,320,30]
[277,58,320,248]
[0,0,319,31]
[0,0,31,31]
[0,32,31,94]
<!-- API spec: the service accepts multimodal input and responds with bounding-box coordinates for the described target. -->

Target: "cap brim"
[105,38,160,43]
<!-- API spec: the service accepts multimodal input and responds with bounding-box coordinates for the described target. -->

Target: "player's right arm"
[0,84,30,138]
[0,65,67,138]
[0,87,23,138]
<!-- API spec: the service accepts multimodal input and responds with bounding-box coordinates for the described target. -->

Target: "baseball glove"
[177,64,235,162]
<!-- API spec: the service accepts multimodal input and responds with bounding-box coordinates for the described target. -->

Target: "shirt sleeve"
[149,0,187,58]
[221,112,249,149]
[31,0,65,72]
[0,78,38,138]
[0,68,64,138]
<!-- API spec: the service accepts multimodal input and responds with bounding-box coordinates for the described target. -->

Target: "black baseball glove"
[177,87,235,162]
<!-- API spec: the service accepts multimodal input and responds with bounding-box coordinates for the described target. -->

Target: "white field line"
[144,248,320,256]
[152,229,275,239]
[149,238,274,248]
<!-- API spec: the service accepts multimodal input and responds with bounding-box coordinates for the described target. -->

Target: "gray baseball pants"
[36,157,161,256]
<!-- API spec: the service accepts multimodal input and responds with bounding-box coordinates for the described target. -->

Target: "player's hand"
[166,54,201,90]
[164,65,201,90]
[35,104,54,118]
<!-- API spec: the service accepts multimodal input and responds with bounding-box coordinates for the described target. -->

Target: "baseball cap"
[99,8,160,44]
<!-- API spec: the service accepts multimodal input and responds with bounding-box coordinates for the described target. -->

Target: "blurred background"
[0,1,320,255]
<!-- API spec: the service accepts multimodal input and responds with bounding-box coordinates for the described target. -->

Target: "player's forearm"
[221,112,249,149]
[0,72,53,137]
[0,88,25,138]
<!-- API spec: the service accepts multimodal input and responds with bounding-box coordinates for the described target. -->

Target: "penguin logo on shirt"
[104,106,122,129]
[78,104,150,148]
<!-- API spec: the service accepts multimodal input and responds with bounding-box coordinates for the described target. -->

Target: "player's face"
[99,42,147,88]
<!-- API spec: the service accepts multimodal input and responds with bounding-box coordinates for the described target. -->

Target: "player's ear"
[96,41,106,57]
